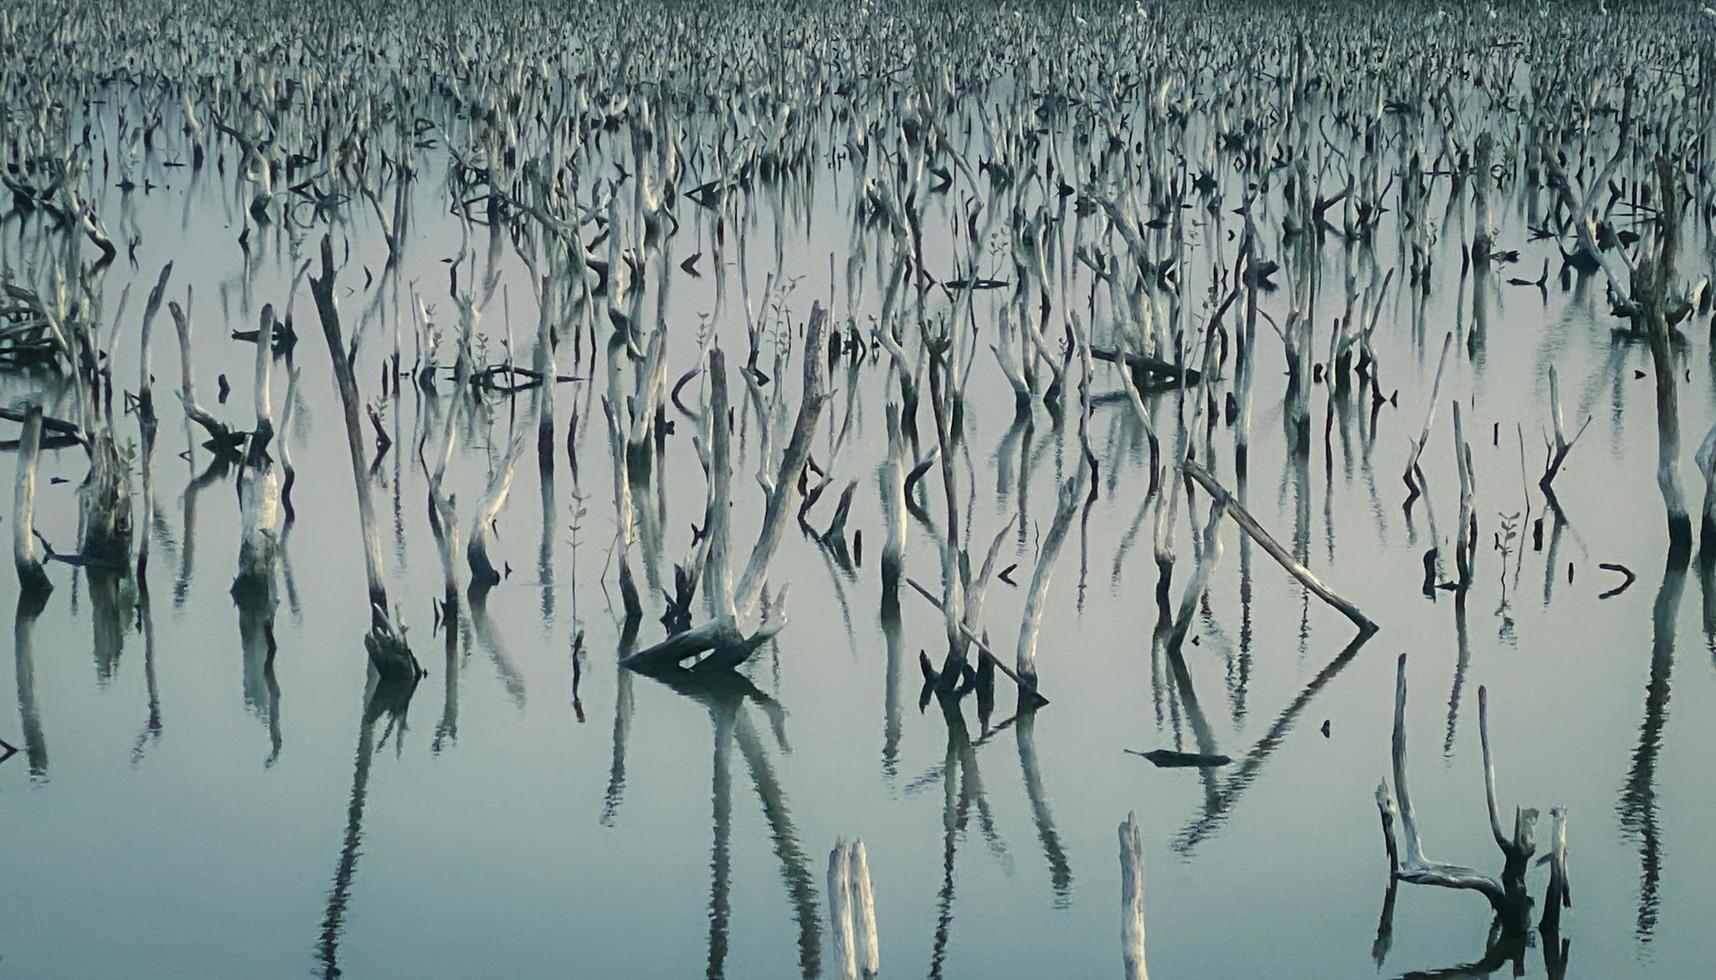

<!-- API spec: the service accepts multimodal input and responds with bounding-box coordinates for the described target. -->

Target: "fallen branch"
[1182,460,1378,635]
[1126,749,1231,768]
[905,577,1049,707]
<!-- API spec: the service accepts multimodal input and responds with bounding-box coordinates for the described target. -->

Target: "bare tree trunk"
[1119,811,1148,980]
[13,405,51,594]
[827,842,857,980]
[1539,366,1590,496]
[1452,402,1475,591]
[168,290,239,455]
[622,305,829,673]
[1641,157,1693,554]
[233,305,280,600]
[536,282,558,465]
[309,234,419,682]
[848,840,879,979]
[1016,476,1079,691]
[467,418,531,590]
[429,298,476,609]
[1403,331,1453,499]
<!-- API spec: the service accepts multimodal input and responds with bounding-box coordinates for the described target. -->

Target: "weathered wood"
[233,304,281,599]
[1167,496,1229,655]
[1539,366,1591,495]
[310,234,419,682]
[168,291,242,455]
[1403,331,1453,498]
[428,298,476,606]
[1639,157,1693,552]
[1452,402,1475,591]
[0,406,82,441]
[1017,476,1080,690]
[136,262,173,425]
[1540,807,1571,933]
[733,303,830,614]
[1386,654,1509,909]
[703,348,736,620]
[12,404,51,594]
[467,422,531,590]
[1119,810,1148,980]
[1182,460,1377,635]
[827,840,857,980]
[622,306,829,674]
[534,277,558,461]
[1128,748,1231,768]
[1382,653,1558,935]
[1375,780,1400,879]
[1091,345,1200,387]
[1696,419,1716,552]
[905,577,1049,707]
[848,839,879,979]
[879,403,909,591]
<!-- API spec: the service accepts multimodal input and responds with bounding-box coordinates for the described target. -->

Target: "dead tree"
[466,416,532,591]
[1539,366,1590,500]
[12,404,51,593]
[1403,331,1453,502]
[1597,156,1697,553]
[1120,810,1148,980]
[309,234,420,682]
[428,297,477,610]
[878,403,910,596]
[1376,653,1566,935]
[1696,420,1716,554]
[826,838,879,980]
[622,304,830,673]
[232,304,282,600]
[168,290,242,457]
[1015,476,1079,694]
[1451,402,1475,592]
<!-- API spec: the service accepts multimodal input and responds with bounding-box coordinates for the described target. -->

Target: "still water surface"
[3,89,1715,980]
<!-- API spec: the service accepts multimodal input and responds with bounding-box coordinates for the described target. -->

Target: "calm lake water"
[4,34,1716,980]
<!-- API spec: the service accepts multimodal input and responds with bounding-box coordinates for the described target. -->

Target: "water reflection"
[12,590,51,778]
[1015,710,1071,907]
[601,622,638,828]
[3,6,1715,976]
[89,568,128,681]
[1617,553,1687,945]
[314,676,417,979]
[1173,631,1373,854]
[650,666,818,980]
[129,579,163,766]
